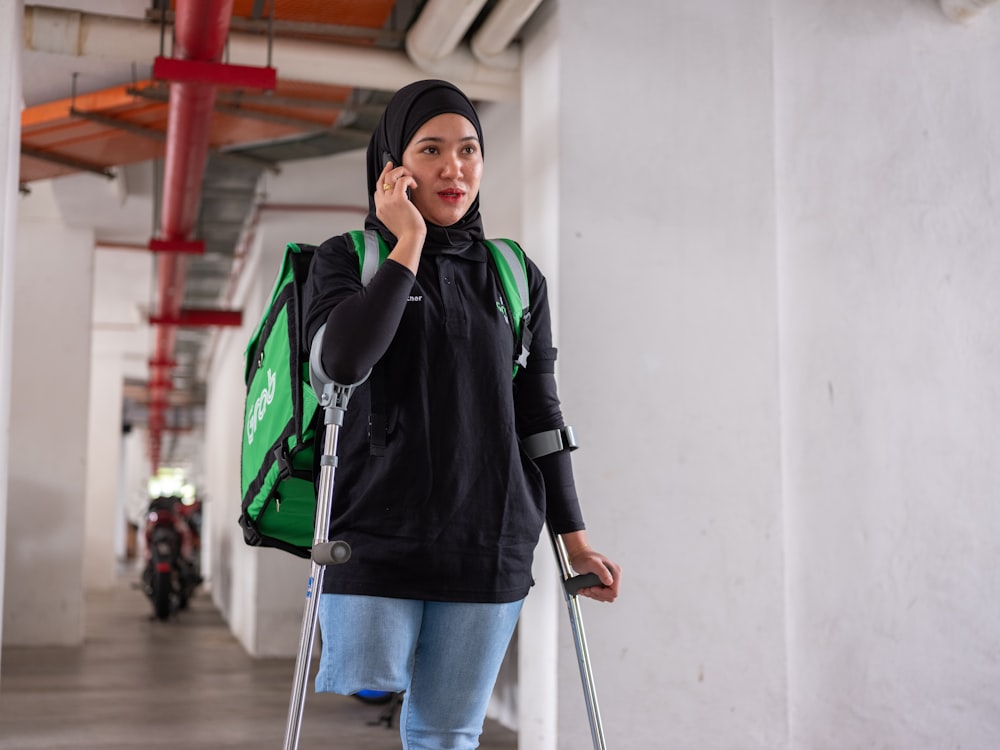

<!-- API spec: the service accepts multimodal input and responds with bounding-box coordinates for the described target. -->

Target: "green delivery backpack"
[239,230,531,558]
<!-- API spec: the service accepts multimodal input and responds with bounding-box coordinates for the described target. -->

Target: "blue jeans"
[316,593,523,750]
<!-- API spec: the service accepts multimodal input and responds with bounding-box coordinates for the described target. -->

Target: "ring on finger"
[383,182,393,191]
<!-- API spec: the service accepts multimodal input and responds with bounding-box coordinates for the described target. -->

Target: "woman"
[302,79,621,749]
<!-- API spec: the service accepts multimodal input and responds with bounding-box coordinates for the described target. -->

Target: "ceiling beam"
[69,106,166,142]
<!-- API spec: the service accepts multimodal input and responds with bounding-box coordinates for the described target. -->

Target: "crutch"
[523,425,609,750]
[550,527,609,750]
[282,330,360,750]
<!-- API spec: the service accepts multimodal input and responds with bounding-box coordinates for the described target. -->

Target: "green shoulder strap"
[483,238,532,376]
[345,229,391,283]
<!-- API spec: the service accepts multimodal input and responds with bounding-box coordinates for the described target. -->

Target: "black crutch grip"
[564,573,604,596]
[312,541,351,566]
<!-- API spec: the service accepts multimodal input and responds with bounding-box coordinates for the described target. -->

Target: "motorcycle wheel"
[152,570,172,620]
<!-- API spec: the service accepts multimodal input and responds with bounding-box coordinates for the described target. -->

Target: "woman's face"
[401,113,483,227]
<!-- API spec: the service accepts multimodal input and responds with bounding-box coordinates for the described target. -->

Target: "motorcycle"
[140,495,202,620]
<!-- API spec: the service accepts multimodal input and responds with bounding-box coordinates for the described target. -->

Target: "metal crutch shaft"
[550,528,609,750]
[282,380,354,750]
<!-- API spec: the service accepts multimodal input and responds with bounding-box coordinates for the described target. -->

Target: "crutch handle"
[564,572,604,596]
[311,540,352,566]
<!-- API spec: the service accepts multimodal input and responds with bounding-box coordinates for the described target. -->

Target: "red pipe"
[148,0,234,471]
[149,309,243,327]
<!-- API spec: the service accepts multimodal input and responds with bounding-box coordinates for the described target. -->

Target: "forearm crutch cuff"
[521,426,578,459]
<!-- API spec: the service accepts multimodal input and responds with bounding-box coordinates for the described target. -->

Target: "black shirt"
[302,232,584,603]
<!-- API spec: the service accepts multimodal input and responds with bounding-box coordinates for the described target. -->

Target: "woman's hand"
[561,531,622,603]
[569,549,622,603]
[375,161,426,275]
[375,161,425,240]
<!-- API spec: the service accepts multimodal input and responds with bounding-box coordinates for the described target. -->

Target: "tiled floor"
[0,575,517,750]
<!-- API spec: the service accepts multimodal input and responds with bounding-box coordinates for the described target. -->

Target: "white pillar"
[0,0,25,655]
[113,430,128,561]
[90,243,156,571]
[518,3,561,748]
[4,218,95,645]
[84,350,124,590]
[122,425,152,567]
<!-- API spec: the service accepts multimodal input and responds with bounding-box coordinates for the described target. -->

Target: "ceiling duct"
[23,4,520,101]
[405,0,542,73]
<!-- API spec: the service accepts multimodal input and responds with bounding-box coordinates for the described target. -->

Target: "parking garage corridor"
[0,574,517,750]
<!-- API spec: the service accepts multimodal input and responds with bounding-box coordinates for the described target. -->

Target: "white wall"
[548,1,1000,748]
[556,2,785,748]
[775,1,1000,747]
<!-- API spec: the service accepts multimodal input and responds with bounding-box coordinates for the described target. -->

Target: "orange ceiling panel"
[20,84,169,182]
[20,86,158,129]
[20,78,359,183]
[166,0,398,28]
[204,109,318,149]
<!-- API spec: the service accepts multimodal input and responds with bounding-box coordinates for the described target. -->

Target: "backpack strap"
[483,238,532,376]
[348,229,390,284]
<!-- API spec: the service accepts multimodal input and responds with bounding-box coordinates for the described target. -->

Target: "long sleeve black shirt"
[301,233,583,603]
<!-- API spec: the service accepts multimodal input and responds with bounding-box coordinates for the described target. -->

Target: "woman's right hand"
[375,161,426,275]
[375,161,425,242]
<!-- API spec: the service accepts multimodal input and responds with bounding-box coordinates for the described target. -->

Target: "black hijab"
[365,79,485,253]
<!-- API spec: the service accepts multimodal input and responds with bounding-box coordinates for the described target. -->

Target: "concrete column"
[93,240,157,572]
[4,219,95,645]
[84,350,124,590]
[113,430,128,562]
[121,426,152,564]
[518,3,561,747]
[0,0,25,655]
[85,242,152,588]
